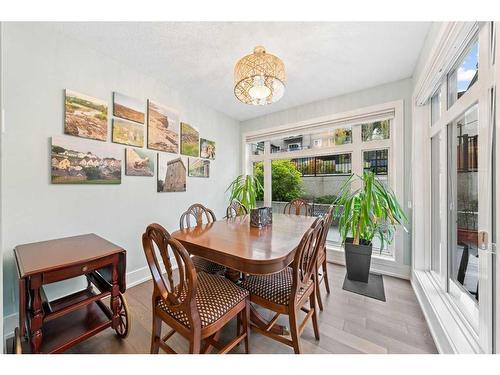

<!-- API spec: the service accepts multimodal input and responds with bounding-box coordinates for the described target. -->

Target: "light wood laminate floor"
[59,264,438,354]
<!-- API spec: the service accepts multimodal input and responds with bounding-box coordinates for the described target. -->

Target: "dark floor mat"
[342,273,386,301]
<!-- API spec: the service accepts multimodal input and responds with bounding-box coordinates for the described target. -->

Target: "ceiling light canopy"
[234,46,285,106]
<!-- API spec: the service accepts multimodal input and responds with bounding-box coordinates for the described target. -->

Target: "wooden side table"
[13,233,129,354]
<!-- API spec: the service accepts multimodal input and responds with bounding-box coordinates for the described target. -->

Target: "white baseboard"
[327,248,411,280]
[126,265,155,289]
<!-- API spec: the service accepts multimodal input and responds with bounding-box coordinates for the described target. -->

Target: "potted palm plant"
[334,171,407,282]
[226,174,263,211]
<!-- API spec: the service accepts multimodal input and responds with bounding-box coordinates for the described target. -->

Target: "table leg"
[110,260,120,330]
[29,275,43,353]
[224,268,242,283]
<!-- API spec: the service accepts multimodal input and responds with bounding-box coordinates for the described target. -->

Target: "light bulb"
[248,75,271,100]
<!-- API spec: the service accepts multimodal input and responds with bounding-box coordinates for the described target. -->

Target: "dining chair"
[241,217,325,354]
[283,198,312,216]
[142,223,250,354]
[180,203,226,275]
[315,205,334,311]
[225,200,248,218]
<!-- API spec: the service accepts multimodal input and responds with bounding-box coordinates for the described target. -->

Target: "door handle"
[479,231,488,250]
[477,231,496,255]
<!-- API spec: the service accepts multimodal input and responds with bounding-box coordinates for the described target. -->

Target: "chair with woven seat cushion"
[315,205,334,311]
[283,198,312,216]
[180,203,226,275]
[142,223,250,354]
[241,217,325,354]
[225,200,248,219]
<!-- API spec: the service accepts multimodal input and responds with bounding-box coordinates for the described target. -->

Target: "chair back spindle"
[180,203,216,229]
[283,198,312,216]
[142,223,200,325]
[226,200,248,218]
[317,205,334,253]
[291,217,325,299]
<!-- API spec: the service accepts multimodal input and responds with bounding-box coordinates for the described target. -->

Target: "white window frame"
[241,100,408,279]
[412,21,498,354]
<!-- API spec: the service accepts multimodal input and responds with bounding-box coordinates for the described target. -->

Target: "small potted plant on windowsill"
[334,171,407,282]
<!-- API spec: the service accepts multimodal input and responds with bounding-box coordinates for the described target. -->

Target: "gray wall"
[1,23,240,318]
[240,78,414,265]
[301,176,350,198]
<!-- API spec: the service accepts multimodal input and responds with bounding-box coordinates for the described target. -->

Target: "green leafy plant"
[313,195,338,204]
[334,171,407,251]
[253,160,303,202]
[226,174,263,210]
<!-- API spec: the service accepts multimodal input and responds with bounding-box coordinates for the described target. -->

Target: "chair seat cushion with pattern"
[240,267,312,306]
[157,271,249,328]
[191,256,226,275]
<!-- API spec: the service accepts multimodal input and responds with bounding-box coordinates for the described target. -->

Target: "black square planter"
[344,237,373,283]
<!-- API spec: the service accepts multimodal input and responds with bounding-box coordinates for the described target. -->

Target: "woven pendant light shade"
[234,46,285,105]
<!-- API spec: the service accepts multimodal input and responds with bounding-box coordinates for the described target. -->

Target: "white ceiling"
[47,22,431,121]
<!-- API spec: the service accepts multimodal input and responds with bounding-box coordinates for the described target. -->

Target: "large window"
[246,113,399,258]
[419,25,496,352]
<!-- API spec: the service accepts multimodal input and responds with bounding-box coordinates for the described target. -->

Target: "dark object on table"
[267,206,273,223]
[250,207,272,228]
[13,233,129,354]
[342,273,386,302]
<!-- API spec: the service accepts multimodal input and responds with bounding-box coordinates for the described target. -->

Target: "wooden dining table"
[171,213,317,335]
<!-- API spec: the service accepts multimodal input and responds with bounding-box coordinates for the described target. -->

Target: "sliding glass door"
[425,24,497,352]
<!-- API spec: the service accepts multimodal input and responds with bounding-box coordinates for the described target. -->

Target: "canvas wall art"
[51,135,121,184]
[180,122,199,157]
[125,148,154,176]
[157,154,186,192]
[200,138,216,160]
[64,89,108,141]
[113,92,145,123]
[147,100,179,153]
[188,158,210,178]
[112,119,144,147]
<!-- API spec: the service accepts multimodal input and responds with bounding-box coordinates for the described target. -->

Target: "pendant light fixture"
[234,46,285,105]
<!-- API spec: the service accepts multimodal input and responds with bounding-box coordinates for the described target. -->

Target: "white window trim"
[241,100,408,279]
[414,22,479,106]
[412,21,497,354]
